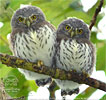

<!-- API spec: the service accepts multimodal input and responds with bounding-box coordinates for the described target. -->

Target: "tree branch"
[89,0,104,30]
[0,53,106,92]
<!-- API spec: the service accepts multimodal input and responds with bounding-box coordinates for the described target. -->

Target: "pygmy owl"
[54,18,96,97]
[10,5,56,86]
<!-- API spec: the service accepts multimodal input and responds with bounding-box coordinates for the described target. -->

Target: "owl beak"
[25,18,32,27]
[70,28,78,37]
[70,31,75,37]
[26,20,31,27]
[70,28,75,37]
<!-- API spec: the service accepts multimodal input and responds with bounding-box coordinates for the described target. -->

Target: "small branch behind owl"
[89,0,104,30]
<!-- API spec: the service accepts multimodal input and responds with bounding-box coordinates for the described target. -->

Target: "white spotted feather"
[14,25,56,80]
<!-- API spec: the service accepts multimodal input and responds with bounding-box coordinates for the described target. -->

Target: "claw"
[37,60,44,67]
[73,88,79,94]
[67,88,79,96]
[82,70,89,77]
[61,90,67,96]
[36,78,52,86]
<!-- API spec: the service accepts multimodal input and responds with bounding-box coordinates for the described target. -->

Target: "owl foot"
[74,88,79,94]
[61,90,67,96]
[61,88,79,97]
[35,78,52,86]
[82,70,90,77]
[68,88,79,95]
[36,60,44,67]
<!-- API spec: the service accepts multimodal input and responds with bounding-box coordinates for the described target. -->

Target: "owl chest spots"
[56,40,93,74]
[14,25,55,66]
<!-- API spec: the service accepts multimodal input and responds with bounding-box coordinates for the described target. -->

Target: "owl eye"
[31,15,36,20]
[77,29,83,34]
[18,17,24,22]
[65,25,71,30]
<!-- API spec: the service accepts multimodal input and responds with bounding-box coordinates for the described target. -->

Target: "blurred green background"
[0,0,106,99]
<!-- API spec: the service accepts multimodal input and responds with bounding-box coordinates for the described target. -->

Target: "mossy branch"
[0,53,106,92]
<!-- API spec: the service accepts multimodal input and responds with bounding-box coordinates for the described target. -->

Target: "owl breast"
[56,39,94,75]
[13,25,56,80]
[14,25,56,66]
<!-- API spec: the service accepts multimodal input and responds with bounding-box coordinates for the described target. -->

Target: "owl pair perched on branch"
[9,5,96,97]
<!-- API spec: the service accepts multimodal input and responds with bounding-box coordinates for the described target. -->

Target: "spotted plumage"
[54,18,96,97]
[10,6,56,86]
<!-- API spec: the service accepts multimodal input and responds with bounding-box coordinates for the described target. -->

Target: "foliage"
[0,0,106,99]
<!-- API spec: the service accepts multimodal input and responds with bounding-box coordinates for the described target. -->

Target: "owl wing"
[76,38,96,74]
[10,28,25,55]
[9,30,17,55]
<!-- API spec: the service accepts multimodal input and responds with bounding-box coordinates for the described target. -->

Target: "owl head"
[57,18,90,39]
[11,5,46,29]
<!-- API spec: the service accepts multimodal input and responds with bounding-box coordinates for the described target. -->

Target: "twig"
[89,0,104,30]
[0,53,106,92]
[48,80,59,100]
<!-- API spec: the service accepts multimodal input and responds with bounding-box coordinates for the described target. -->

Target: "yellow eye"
[78,29,83,34]
[31,15,36,20]
[65,25,71,30]
[18,17,24,22]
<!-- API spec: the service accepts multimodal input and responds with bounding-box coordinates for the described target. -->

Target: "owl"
[54,18,96,97]
[10,5,56,86]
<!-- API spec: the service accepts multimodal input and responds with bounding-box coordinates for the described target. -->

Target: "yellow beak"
[25,18,32,27]
[70,31,75,37]
[70,28,78,37]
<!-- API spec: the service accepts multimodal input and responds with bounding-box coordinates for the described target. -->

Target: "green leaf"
[100,94,106,100]
[96,41,106,72]
[0,64,13,78]
[27,80,38,92]
[90,32,106,73]
[74,87,96,100]
[9,0,36,10]
[69,0,83,11]
[3,69,38,98]
[103,0,106,7]
[0,44,11,54]
[0,21,11,36]
[0,0,13,22]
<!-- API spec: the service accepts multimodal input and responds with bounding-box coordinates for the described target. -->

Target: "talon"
[36,78,51,86]
[74,88,79,94]
[61,90,67,96]
[40,61,44,66]
[68,91,73,95]
[82,70,89,77]
[68,88,79,96]
[37,60,44,67]
[73,69,77,73]
[82,70,86,74]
